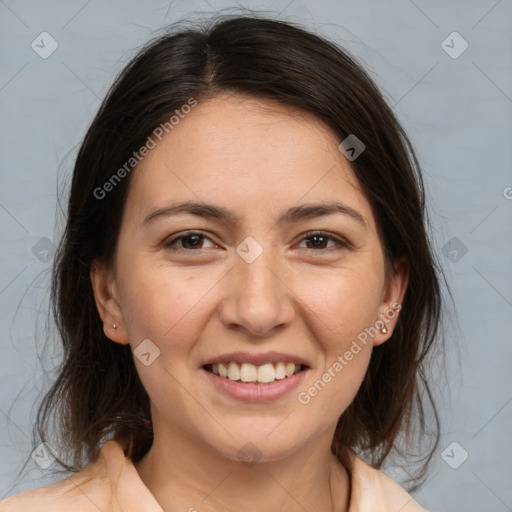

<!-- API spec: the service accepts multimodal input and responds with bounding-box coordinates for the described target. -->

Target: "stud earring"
[380,326,388,334]
[113,324,117,330]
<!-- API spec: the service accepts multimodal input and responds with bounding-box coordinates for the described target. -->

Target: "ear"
[373,256,409,347]
[90,260,130,345]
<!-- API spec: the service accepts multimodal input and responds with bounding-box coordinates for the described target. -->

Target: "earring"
[380,326,388,334]
[113,324,117,330]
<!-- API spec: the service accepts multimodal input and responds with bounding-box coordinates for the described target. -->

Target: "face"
[91,93,407,462]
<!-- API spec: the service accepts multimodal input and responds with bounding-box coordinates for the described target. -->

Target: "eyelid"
[296,230,351,250]
[163,230,218,249]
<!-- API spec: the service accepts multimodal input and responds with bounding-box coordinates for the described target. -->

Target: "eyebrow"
[141,200,366,228]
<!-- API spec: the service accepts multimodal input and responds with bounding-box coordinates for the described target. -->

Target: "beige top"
[0,440,430,511]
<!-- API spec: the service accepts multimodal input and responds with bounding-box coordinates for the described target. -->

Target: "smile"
[204,362,306,384]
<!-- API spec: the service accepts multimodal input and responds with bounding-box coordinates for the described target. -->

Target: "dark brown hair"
[34,14,445,490]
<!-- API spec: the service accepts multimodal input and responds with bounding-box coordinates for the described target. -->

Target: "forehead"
[124,93,375,229]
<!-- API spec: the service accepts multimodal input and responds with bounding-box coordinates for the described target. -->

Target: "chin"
[204,426,308,464]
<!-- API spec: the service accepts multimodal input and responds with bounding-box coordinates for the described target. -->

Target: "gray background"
[1,1,511,510]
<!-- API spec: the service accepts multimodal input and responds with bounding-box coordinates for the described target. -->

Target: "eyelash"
[163,230,350,253]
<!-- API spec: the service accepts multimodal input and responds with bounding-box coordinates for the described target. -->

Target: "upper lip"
[202,351,311,368]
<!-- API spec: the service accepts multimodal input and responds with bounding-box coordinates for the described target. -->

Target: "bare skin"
[91,92,408,512]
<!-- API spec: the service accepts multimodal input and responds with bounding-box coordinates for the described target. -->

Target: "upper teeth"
[210,362,301,383]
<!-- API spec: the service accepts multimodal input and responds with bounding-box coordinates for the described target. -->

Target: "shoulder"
[347,449,431,512]
[0,441,121,512]
[0,440,163,512]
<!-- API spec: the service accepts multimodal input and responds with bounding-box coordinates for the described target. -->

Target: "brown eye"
[298,231,349,251]
[164,232,216,251]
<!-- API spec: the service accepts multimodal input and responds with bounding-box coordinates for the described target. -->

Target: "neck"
[134,422,351,512]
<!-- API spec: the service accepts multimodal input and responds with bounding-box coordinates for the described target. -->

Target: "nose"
[218,248,295,338]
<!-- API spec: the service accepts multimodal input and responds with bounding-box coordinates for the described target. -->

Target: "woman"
[1,14,444,512]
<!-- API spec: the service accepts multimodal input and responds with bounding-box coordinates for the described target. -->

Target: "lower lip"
[202,367,309,402]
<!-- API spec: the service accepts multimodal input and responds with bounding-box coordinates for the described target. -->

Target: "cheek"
[289,269,381,419]
[116,263,217,420]
[295,290,374,425]
[298,346,372,413]
[118,259,215,348]
[296,266,384,344]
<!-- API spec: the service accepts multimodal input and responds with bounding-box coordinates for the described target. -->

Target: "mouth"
[202,361,308,385]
